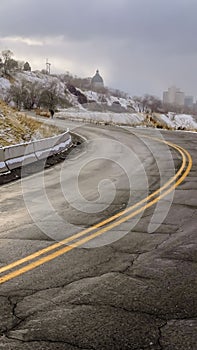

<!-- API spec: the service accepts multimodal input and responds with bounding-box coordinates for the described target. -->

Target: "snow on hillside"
[56,109,197,131]
[0,77,11,99]
[57,109,144,126]
[170,113,197,130]
[14,71,67,100]
[0,71,136,112]
[84,90,134,109]
[156,113,197,131]
[0,71,196,132]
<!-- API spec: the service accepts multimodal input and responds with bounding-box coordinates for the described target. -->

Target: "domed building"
[91,69,104,90]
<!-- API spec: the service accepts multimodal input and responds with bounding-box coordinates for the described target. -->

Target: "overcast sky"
[0,0,196,98]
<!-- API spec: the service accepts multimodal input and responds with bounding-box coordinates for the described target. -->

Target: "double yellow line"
[0,137,192,285]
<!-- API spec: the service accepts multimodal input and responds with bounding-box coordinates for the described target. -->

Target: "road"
[0,120,196,350]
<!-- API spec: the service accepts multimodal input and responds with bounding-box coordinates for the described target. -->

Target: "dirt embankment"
[0,100,60,147]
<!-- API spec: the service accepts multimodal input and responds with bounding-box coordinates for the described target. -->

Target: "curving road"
[0,120,197,350]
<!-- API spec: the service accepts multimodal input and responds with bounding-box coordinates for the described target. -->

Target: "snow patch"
[57,110,144,126]
[0,71,196,133]
[0,161,6,169]
[173,114,197,129]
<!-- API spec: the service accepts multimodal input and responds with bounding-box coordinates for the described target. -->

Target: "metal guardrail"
[0,130,71,174]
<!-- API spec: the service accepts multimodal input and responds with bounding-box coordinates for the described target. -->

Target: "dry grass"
[0,100,60,147]
[141,113,176,131]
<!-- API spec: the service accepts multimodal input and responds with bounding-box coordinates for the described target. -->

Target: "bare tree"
[8,80,42,110]
[8,82,25,110]
[145,95,162,113]
[17,61,25,71]
[1,50,17,74]
[27,81,43,109]
[38,82,59,109]
[133,94,162,113]
[163,102,184,114]
[0,57,3,71]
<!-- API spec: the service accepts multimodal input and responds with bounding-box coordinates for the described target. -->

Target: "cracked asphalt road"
[0,121,196,349]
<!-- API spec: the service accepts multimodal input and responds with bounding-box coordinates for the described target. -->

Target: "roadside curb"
[0,131,84,186]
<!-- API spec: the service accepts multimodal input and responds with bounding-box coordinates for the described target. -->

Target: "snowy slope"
[172,114,197,130]
[0,77,11,99]
[159,113,197,131]
[56,109,197,131]
[57,109,144,126]
[84,90,134,109]
[0,71,196,132]
[0,71,137,112]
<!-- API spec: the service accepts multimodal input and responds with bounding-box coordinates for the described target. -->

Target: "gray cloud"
[0,0,197,97]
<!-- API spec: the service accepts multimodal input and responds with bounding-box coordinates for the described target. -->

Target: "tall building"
[175,91,184,106]
[163,91,169,105]
[163,86,185,106]
[184,96,194,109]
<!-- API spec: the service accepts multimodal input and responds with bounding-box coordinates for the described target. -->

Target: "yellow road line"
[0,141,187,275]
[0,139,192,284]
[0,144,192,285]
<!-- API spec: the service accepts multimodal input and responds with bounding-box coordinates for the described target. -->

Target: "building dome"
[91,69,104,90]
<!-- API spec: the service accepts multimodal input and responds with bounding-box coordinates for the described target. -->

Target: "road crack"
[4,335,93,350]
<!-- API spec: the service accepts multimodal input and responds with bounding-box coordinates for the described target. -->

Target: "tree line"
[5,80,71,111]
[132,94,162,113]
[0,50,72,110]
[0,50,31,75]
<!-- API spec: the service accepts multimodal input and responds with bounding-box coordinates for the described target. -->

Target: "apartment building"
[163,86,185,106]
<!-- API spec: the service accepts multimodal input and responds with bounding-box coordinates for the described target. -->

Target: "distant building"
[184,96,194,109]
[163,86,184,106]
[91,69,104,90]
[175,91,184,106]
[163,91,169,105]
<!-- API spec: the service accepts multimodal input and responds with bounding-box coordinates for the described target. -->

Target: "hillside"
[0,70,197,138]
[0,70,138,112]
[0,100,60,147]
